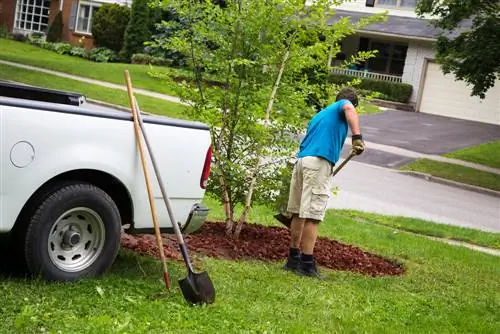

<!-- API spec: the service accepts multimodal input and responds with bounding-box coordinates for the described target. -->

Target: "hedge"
[328,74,413,103]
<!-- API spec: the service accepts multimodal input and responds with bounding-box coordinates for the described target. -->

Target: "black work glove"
[351,134,365,155]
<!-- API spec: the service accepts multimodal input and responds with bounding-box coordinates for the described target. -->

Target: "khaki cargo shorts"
[286,156,333,222]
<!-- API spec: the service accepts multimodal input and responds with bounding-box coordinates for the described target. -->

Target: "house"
[327,0,500,125]
[0,0,130,49]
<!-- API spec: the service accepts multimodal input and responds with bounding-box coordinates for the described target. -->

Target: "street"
[328,160,500,233]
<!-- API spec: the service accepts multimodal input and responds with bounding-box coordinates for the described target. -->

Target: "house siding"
[0,0,17,32]
[402,41,436,103]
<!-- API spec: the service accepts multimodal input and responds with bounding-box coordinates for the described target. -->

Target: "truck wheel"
[24,183,121,281]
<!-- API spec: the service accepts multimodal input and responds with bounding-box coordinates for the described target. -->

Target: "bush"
[70,46,87,58]
[46,11,63,42]
[91,4,130,53]
[51,42,72,55]
[0,24,9,38]
[131,53,168,65]
[88,47,118,63]
[120,0,151,62]
[328,74,413,103]
[10,32,28,42]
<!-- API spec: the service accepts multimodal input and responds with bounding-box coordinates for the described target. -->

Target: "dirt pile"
[121,221,404,277]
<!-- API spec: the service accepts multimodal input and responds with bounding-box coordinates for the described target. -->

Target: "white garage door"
[419,62,500,125]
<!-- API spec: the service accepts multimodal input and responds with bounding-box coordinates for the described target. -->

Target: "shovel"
[274,150,357,228]
[124,71,216,305]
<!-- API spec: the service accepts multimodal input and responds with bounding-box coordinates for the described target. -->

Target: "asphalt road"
[327,160,500,233]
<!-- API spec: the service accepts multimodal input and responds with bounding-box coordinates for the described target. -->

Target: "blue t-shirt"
[297,99,350,164]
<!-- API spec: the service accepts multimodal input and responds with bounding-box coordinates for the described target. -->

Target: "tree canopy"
[416,0,500,98]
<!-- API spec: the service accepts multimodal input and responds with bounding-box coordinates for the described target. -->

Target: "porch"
[330,35,408,84]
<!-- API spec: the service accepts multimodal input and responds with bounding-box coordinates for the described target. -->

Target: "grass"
[400,158,500,192]
[1,200,499,333]
[444,141,500,169]
[338,209,500,250]
[0,38,384,117]
[0,63,189,120]
[0,38,183,97]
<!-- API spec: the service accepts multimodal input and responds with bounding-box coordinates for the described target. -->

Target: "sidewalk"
[2,59,499,176]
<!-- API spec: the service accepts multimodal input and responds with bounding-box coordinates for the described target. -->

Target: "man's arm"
[343,103,365,155]
[343,103,361,135]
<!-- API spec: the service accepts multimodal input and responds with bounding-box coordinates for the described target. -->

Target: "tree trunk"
[234,50,290,239]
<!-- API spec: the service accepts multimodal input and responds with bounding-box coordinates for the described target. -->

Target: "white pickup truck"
[0,81,212,282]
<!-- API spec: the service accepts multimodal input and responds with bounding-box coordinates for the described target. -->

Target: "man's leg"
[283,215,305,270]
[294,156,331,278]
[283,160,303,271]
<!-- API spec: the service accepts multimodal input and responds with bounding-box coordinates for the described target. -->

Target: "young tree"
[416,0,500,98]
[155,0,383,238]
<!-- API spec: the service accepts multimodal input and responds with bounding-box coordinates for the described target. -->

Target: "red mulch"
[120,221,404,277]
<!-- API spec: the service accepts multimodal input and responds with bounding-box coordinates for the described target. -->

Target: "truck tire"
[24,183,121,281]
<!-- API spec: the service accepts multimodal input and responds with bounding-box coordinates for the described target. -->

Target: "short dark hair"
[336,87,358,107]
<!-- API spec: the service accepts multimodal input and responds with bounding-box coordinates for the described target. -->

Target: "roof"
[327,10,471,41]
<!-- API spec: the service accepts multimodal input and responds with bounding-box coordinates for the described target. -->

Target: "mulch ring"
[120,221,405,277]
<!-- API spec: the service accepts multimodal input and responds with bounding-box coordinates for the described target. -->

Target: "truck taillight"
[200,145,212,189]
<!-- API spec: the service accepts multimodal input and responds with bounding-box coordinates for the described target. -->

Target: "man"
[277,87,365,278]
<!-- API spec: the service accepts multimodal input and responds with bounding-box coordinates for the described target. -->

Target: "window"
[14,0,50,32]
[75,2,101,34]
[376,0,417,9]
[361,39,408,76]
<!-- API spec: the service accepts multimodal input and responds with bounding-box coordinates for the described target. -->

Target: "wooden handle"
[124,70,170,290]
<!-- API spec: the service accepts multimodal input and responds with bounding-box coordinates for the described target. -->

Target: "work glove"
[351,134,365,155]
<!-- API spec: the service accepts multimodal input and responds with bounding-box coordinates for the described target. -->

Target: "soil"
[120,221,404,277]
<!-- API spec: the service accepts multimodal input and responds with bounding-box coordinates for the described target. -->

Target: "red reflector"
[200,145,212,189]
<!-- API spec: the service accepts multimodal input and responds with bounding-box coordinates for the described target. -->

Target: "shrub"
[10,32,28,42]
[91,4,130,53]
[131,53,168,65]
[46,11,63,42]
[0,24,9,38]
[120,0,151,62]
[70,46,87,58]
[88,47,118,63]
[328,74,413,103]
[52,42,72,55]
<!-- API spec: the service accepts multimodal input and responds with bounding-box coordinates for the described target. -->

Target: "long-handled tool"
[124,70,216,305]
[273,149,358,228]
[124,71,171,291]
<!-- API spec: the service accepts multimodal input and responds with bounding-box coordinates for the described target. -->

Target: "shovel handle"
[125,78,195,273]
[332,150,356,177]
[124,70,171,289]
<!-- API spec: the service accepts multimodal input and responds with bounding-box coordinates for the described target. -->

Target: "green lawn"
[1,200,498,333]
[0,63,189,120]
[0,38,185,97]
[0,38,383,116]
[338,209,500,249]
[444,141,500,169]
[400,158,500,192]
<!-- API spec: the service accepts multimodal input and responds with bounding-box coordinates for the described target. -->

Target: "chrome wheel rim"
[48,207,106,272]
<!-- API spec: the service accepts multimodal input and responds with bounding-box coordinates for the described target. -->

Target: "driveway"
[358,110,500,154]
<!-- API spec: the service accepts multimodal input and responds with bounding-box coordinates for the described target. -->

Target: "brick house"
[0,0,130,49]
[328,0,500,125]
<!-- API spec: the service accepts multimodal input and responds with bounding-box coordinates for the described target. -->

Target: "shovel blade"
[179,271,216,305]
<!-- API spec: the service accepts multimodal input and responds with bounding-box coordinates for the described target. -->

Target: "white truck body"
[1,96,211,232]
[0,82,212,281]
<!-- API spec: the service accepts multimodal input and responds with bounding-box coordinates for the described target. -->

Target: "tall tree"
[120,0,152,62]
[416,0,500,98]
[155,0,383,238]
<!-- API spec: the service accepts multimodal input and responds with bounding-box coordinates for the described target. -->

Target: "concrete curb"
[399,171,500,198]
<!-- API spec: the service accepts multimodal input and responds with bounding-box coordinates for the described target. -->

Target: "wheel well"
[14,169,133,233]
